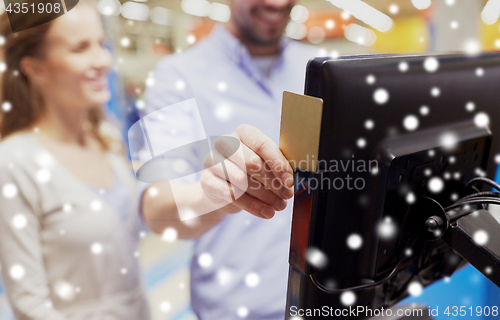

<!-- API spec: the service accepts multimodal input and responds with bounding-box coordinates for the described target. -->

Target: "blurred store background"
[1,1,500,319]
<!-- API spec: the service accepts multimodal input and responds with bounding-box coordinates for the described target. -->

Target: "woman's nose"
[92,45,113,71]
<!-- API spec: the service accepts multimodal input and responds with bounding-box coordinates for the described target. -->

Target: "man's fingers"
[243,175,287,211]
[204,155,288,210]
[229,191,276,219]
[233,124,294,188]
[211,146,293,200]
[200,171,233,203]
[200,172,278,219]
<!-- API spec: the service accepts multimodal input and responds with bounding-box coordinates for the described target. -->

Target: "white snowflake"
[406,192,416,204]
[237,306,249,318]
[2,183,18,199]
[430,87,441,97]
[440,133,458,149]
[378,217,397,239]
[424,57,439,72]
[120,37,130,47]
[91,243,103,255]
[420,106,430,116]
[473,230,489,245]
[63,203,72,213]
[9,264,25,280]
[340,291,356,306]
[389,4,399,15]
[147,186,159,197]
[217,268,233,286]
[364,119,375,130]
[90,200,102,212]
[175,80,186,90]
[215,104,232,121]
[187,35,196,45]
[346,233,363,250]
[145,76,155,87]
[305,247,328,269]
[11,213,27,229]
[36,169,51,184]
[245,272,260,287]
[474,112,490,128]
[53,281,75,301]
[2,101,12,112]
[428,177,444,193]
[356,138,367,148]
[217,81,228,92]
[159,301,171,313]
[35,152,53,167]
[398,61,409,72]
[366,74,376,85]
[403,115,419,131]
[198,252,213,268]
[162,227,178,242]
[135,100,145,110]
[373,88,389,104]
[408,281,423,296]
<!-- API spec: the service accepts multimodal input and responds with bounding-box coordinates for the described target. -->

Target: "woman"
[0,0,296,318]
[0,2,150,319]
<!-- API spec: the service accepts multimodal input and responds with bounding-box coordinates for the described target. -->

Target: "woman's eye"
[73,42,89,53]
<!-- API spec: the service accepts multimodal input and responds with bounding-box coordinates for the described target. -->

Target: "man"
[141,0,318,319]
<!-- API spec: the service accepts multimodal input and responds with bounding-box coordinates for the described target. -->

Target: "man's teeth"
[261,11,283,22]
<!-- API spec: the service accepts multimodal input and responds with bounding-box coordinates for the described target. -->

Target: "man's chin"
[254,29,285,45]
[238,23,285,47]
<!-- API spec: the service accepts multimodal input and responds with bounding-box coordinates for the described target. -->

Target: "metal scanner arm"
[441,207,500,287]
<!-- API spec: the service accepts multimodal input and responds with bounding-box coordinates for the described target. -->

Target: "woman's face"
[33,4,112,109]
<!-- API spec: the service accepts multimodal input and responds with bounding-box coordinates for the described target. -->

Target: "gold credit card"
[279,91,324,172]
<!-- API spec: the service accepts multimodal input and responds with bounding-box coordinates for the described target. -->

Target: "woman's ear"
[20,56,47,86]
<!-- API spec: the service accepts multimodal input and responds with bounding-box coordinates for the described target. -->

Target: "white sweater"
[0,132,150,320]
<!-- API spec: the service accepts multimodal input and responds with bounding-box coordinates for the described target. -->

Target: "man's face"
[229,0,297,46]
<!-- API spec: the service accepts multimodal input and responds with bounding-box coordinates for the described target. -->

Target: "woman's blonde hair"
[0,9,109,149]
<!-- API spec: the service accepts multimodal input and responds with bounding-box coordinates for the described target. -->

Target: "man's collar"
[209,24,289,96]
[209,23,289,63]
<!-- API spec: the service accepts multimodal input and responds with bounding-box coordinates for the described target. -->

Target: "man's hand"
[201,124,294,219]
